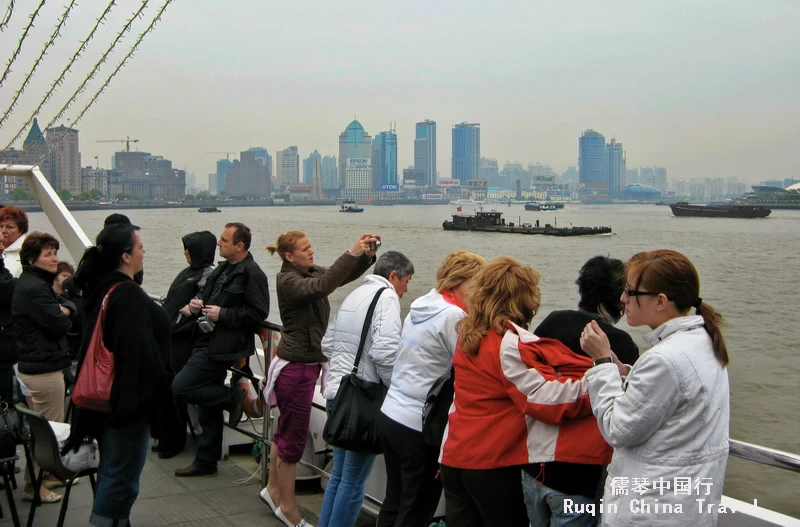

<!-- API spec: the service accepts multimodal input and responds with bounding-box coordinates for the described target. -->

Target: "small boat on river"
[670,202,771,218]
[340,199,364,213]
[198,206,221,213]
[443,210,611,236]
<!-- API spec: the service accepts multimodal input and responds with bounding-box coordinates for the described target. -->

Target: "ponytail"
[74,246,104,291]
[266,230,306,261]
[74,224,137,291]
[696,301,729,367]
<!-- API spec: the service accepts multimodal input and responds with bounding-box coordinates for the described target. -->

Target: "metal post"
[260,329,274,488]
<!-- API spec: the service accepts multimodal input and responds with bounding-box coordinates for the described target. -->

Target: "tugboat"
[340,199,364,213]
[443,210,611,236]
[670,202,771,218]
[198,206,221,213]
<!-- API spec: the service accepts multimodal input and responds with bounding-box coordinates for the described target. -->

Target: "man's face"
[217,227,241,262]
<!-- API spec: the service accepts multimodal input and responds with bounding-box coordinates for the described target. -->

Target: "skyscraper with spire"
[338,120,372,190]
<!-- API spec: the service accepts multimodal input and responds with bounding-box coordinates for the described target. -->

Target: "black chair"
[15,405,97,527]
[0,455,20,527]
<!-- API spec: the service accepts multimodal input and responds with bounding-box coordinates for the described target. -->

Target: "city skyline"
[0,1,797,185]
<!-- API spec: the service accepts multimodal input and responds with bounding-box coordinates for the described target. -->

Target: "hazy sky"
[1,0,798,186]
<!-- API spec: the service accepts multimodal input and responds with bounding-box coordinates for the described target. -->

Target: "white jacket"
[586,316,730,526]
[321,275,402,400]
[2,234,26,278]
[381,288,465,432]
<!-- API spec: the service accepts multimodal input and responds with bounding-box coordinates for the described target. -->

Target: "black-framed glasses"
[624,289,659,298]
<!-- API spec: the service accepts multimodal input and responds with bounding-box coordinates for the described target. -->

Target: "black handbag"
[0,400,28,458]
[422,366,455,450]
[323,287,388,454]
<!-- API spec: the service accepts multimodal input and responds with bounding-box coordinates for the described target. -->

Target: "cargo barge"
[670,202,771,218]
[442,211,611,236]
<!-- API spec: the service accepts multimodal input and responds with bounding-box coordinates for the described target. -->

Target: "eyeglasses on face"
[623,289,660,298]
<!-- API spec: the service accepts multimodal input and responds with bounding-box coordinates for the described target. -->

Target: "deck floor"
[0,438,373,526]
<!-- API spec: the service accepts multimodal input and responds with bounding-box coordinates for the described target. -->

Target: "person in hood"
[70,223,171,526]
[319,251,414,527]
[153,230,217,458]
[377,250,485,527]
[12,232,74,503]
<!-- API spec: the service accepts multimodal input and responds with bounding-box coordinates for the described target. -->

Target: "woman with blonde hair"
[440,257,597,527]
[259,230,378,527]
[377,250,485,527]
[581,250,729,526]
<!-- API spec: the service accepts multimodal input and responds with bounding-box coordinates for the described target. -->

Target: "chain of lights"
[0,0,46,88]
[0,1,15,32]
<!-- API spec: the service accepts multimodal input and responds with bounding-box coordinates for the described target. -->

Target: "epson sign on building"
[347,158,371,166]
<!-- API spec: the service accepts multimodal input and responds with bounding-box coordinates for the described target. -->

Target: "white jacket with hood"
[321,274,403,400]
[586,315,729,526]
[380,288,466,432]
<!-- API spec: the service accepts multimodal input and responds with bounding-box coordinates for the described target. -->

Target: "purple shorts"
[273,362,321,464]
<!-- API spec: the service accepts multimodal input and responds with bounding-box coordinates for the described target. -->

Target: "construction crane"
[97,136,140,152]
[204,151,237,160]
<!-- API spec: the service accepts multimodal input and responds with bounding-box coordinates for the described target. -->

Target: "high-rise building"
[414,120,437,188]
[321,155,338,190]
[478,157,499,186]
[452,123,480,185]
[625,167,640,185]
[216,158,232,194]
[310,155,323,200]
[654,166,668,192]
[303,150,322,184]
[277,146,300,188]
[208,173,217,195]
[606,139,626,199]
[578,129,606,189]
[372,128,398,190]
[343,157,372,199]
[640,167,655,188]
[46,125,81,193]
[338,120,372,188]
[247,147,271,180]
[225,149,271,198]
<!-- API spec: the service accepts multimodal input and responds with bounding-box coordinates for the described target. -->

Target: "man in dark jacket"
[173,222,270,477]
[154,230,217,458]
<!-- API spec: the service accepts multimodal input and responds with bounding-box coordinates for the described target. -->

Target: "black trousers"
[154,336,194,452]
[440,464,528,527]
[172,348,236,468]
[376,413,442,527]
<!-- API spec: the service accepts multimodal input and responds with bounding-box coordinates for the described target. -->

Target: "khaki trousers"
[18,370,66,484]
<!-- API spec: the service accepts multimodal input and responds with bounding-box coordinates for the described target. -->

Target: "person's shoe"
[174,464,217,477]
[22,489,63,503]
[275,507,314,527]
[42,476,80,489]
[259,486,278,514]
[228,386,246,427]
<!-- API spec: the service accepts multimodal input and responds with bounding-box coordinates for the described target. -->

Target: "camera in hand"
[197,315,215,334]
[369,240,382,251]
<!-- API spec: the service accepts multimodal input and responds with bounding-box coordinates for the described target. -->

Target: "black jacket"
[60,278,83,360]
[12,265,72,374]
[0,258,17,365]
[161,231,217,329]
[74,271,171,434]
[194,252,269,362]
[275,252,374,364]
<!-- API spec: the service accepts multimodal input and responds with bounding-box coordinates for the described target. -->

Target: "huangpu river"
[28,203,800,517]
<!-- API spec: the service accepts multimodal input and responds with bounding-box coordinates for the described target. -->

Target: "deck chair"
[0,455,20,527]
[15,405,97,527]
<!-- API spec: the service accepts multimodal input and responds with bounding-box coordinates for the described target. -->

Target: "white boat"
[4,162,799,526]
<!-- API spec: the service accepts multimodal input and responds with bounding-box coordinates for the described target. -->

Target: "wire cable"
[0,0,117,153]
[0,0,77,130]
[0,0,46,88]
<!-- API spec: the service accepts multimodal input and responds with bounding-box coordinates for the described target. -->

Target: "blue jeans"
[318,446,376,527]
[90,414,151,527]
[522,471,599,527]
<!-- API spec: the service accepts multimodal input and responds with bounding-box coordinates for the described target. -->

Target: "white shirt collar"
[644,315,705,345]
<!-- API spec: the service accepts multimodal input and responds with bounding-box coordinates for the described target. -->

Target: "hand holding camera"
[349,233,381,257]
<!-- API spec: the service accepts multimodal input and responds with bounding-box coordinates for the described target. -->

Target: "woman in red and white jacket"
[440,257,616,527]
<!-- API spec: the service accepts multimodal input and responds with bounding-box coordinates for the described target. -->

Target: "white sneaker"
[275,507,314,527]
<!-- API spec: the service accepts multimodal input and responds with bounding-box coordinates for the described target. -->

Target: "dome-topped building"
[338,119,371,189]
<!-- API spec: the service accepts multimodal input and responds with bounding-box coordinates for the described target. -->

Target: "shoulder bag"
[323,287,388,454]
[72,283,122,413]
[422,365,455,450]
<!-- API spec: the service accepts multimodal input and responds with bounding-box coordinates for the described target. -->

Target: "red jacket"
[440,321,612,470]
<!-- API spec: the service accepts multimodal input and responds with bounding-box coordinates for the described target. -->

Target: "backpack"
[421,366,455,451]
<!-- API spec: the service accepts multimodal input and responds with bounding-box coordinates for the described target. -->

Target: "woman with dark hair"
[69,223,171,527]
[12,232,74,503]
[259,230,377,527]
[0,204,29,277]
[440,257,601,527]
[581,249,730,526]
[522,255,639,525]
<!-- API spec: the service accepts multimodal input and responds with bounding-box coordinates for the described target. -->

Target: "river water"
[28,203,800,517]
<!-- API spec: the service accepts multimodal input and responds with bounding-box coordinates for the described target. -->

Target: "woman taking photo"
[70,222,172,527]
[12,232,74,503]
[377,250,485,527]
[261,231,377,527]
[581,250,730,526]
[440,257,596,527]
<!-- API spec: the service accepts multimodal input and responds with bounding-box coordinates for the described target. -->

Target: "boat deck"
[0,439,362,527]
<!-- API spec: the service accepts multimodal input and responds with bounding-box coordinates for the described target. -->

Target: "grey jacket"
[275,252,373,364]
[586,316,730,526]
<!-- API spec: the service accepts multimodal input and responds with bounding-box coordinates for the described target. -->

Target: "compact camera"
[369,240,382,251]
[197,315,215,334]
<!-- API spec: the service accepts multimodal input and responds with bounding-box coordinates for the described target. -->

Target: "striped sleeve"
[498,330,593,425]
